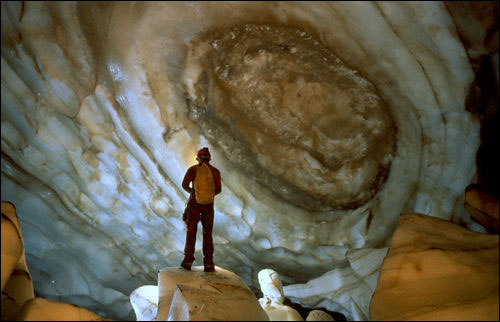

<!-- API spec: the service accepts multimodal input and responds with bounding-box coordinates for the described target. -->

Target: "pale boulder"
[369,213,499,321]
[1,202,35,320]
[306,310,335,321]
[258,297,304,321]
[157,266,269,321]
[258,269,285,304]
[258,268,303,321]
[14,297,111,321]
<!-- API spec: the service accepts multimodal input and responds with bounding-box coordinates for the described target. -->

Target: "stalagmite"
[258,269,303,321]
[14,298,111,321]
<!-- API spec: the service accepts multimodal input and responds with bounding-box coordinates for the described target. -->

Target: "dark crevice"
[283,297,347,321]
[467,55,499,196]
[19,1,25,22]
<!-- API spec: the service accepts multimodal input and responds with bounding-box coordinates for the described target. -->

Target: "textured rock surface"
[259,299,304,322]
[1,201,35,320]
[157,266,268,321]
[1,1,496,320]
[369,213,499,321]
[14,297,111,321]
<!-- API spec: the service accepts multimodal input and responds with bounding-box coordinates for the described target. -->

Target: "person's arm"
[213,167,222,195]
[182,166,196,194]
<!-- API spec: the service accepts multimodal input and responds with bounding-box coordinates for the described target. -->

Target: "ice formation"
[1,201,111,321]
[258,268,304,321]
[129,285,158,321]
[157,266,268,321]
[1,1,497,320]
[370,213,499,320]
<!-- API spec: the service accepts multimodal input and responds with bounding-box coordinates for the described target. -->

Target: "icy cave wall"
[1,1,498,320]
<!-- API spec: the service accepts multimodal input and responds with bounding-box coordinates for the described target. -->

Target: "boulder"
[370,213,499,321]
[306,310,335,321]
[258,298,304,321]
[14,297,111,321]
[1,201,35,320]
[258,269,285,304]
[157,266,269,321]
[258,268,303,321]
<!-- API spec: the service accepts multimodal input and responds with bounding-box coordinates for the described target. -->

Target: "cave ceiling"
[1,1,498,320]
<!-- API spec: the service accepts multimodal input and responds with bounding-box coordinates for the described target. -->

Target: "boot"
[181,259,192,270]
[204,263,215,272]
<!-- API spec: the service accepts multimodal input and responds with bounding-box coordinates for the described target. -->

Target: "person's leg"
[182,202,200,269]
[200,204,215,271]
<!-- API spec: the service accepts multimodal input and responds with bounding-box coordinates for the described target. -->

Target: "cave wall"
[1,1,497,320]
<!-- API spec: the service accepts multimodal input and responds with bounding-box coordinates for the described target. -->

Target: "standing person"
[180,147,222,272]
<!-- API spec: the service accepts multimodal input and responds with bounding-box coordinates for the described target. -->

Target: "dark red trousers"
[183,199,214,264]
